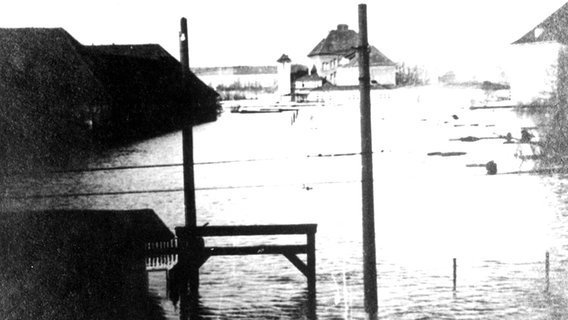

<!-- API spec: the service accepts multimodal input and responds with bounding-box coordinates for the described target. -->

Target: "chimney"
[337,24,349,31]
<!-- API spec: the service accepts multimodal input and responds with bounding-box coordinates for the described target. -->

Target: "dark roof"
[344,46,396,67]
[277,54,292,63]
[0,208,173,320]
[0,28,218,150]
[307,24,395,66]
[513,2,568,44]
[308,24,359,57]
[0,209,174,243]
[83,45,217,110]
[0,28,109,107]
[0,28,109,153]
[86,44,173,60]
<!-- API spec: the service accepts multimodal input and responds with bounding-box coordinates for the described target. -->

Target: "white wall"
[310,55,344,84]
[335,65,396,86]
[507,42,562,105]
[277,61,291,96]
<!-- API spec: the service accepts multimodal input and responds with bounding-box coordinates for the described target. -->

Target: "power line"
[9,152,362,175]
[4,180,360,200]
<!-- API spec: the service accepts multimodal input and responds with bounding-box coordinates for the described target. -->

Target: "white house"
[307,24,396,86]
[509,2,568,105]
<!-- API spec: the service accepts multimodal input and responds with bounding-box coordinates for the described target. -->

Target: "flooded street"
[3,86,568,319]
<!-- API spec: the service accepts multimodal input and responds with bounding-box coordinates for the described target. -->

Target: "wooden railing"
[145,238,178,270]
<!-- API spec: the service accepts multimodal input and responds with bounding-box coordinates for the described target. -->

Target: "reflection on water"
[4,87,568,319]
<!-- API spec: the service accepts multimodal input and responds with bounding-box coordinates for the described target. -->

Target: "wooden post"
[358,4,378,320]
[453,258,457,291]
[179,17,200,320]
[545,251,550,292]
[307,231,316,319]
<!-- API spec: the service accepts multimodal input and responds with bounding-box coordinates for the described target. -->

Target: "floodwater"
[4,86,568,319]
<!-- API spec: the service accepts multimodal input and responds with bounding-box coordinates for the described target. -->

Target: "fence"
[146,238,179,270]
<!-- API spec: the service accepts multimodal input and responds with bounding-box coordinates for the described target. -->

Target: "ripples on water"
[4,87,568,319]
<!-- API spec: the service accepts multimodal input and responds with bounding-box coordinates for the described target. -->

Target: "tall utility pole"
[179,17,200,320]
[358,4,378,320]
[180,18,197,227]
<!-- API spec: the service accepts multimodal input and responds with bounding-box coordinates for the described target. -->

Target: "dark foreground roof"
[0,209,174,243]
[0,28,219,169]
[82,44,218,115]
[0,209,172,320]
[0,28,108,127]
[513,2,568,44]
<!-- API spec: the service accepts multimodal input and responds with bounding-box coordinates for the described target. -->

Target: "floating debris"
[450,136,501,142]
[520,129,534,143]
[427,152,467,157]
[486,161,497,175]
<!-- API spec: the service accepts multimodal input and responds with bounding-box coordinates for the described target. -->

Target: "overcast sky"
[2,0,567,74]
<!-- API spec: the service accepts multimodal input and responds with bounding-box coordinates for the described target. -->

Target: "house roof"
[0,209,174,244]
[307,24,395,66]
[277,54,291,63]
[83,44,218,110]
[0,28,109,148]
[0,28,218,145]
[344,46,396,67]
[513,2,568,44]
[308,24,359,57]
[85,44,173,60]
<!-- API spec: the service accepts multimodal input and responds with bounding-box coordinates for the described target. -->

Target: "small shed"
[0,209,174,320]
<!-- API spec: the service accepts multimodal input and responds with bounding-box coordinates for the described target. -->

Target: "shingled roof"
[86,44,173,60]
[344,46,396,67]
[307,24,395,66]
[82,43,218,124]
[0,28,218,170]
[0,28,110,164]
[513,2,568,44]
[308,24,359,57]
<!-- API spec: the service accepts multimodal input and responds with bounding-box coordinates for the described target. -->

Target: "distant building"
[509,2,568,105]
[193,66,278,90]
[307,24,396,86]
[293,66,327,102]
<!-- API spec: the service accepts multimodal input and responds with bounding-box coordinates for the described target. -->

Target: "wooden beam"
[176,224,317,237]
[205,245,307,256]
[283,253,309,277]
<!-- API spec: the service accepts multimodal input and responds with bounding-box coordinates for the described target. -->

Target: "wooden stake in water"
[358,4,378,320]
[453,258,457,291]
[545,251,550,292]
